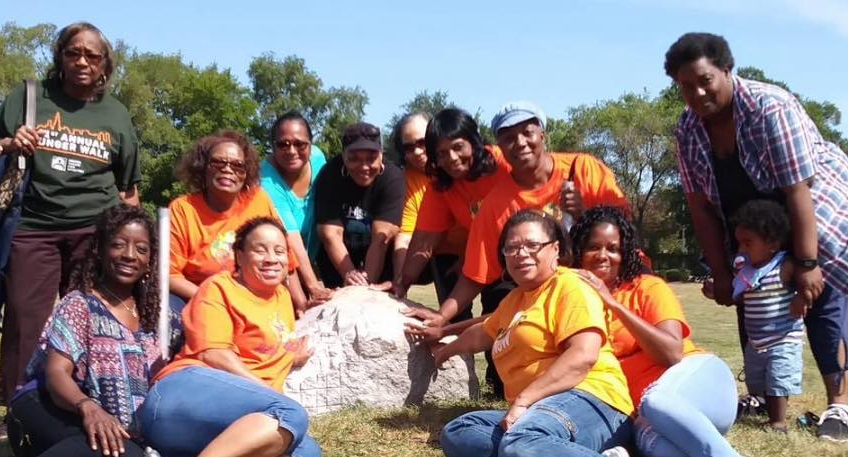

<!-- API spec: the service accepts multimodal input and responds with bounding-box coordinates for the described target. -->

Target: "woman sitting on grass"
[7,205,163,457]
[572,206,741,457]
[138,217,319,457]
[435,209,633,457]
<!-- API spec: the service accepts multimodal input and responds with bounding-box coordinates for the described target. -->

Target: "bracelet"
[74,397,98,412]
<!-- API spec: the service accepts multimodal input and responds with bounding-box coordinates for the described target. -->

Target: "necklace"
[98,285,138,318]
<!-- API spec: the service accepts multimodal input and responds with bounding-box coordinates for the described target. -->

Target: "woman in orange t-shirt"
[138,217,320,457]
[572,206,741,457]
[168,130,310,316]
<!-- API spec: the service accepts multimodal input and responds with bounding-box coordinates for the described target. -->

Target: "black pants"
[480,279,516,400]
[7,388,144,457]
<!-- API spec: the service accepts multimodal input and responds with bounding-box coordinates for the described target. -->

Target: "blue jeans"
[138,366,320,457]
[440,389,632,457]
[744,341,803,396]
[635,354,740,457]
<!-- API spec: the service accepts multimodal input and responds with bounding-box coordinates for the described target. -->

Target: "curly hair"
[47,22,115,95]
[664,32,734,78]
[496,209,572,271]
[177,130,261,193]
[425,108,495,191]
[232,217,288,273]
[570,206,643,283]
[729,200,790,247]
[390,112,431,167]
[67,204,160,333]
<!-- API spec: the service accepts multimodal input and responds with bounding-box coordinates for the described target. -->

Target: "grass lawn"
[3,282,846,457]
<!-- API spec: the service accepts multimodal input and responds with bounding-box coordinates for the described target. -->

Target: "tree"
[247,53,367,156]
[0,22,55,98]
[384,90,455,160]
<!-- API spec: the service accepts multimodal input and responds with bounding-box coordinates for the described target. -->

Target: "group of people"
[0,21,845,457]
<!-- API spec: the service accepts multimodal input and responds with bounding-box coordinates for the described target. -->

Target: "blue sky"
[8,0,848,135]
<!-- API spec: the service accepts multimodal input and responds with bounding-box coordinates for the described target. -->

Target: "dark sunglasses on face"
[402,138,426,155]
[275,139,310,152]
[208,157,247,176]
[62,47,104,66]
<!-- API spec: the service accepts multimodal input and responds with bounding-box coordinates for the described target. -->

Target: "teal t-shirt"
[260,145,327,259]
[0,79,141,230]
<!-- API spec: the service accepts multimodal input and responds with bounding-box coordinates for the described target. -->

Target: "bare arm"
[433,323,494,366]
[118,184,140,206]
[199,348,267,386]
[783,181,824,304]
[393,229,445,297]
[363,220,398,284]
[170,275,199,301]
[512,329,602,407]
[287,232,331,302]
[438,274,484,323]
[287,270,308,316]
[317,222,360,282]
[685,191,733,305]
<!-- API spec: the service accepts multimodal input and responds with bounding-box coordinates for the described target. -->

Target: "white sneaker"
[601,446,630,457]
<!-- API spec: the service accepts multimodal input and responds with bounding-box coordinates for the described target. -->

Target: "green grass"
[4,283,846,456]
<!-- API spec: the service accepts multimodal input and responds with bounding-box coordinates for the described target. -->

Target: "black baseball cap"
[342,122,382,153]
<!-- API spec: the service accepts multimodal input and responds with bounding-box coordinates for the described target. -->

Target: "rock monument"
[284,286,478,415]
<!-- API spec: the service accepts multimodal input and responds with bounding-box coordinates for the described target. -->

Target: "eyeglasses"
[402,138,426,155]
[502,240,556,257]
[208,157,247,176]
[62,47,104,66]
[275,139,310,152]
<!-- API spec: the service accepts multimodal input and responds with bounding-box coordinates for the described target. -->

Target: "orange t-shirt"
[154,271,298,391]
[415,145,511,234]
[482,267,633,415]
[401,168,467,255]
[463,153,629,284]
[610,274,704,408]
[169,188,297,286]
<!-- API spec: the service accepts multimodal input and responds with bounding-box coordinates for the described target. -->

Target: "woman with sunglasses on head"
[436,209,633,457]
[391,112,467,305]
[260,111,333,305]
[169,130,307,318]
[0,22,142,405]
[571,206,740,457]
[7,205,163,457]
[313,122,405,288]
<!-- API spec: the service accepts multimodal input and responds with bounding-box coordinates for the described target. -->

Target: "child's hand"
[790,294,811,318]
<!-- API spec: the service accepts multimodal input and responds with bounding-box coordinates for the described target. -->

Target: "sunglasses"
[62,47,104,66]
[275,139,310,152]
[402,138,426,155]
[208,157,247,176]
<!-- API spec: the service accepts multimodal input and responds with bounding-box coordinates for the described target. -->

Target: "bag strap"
[19,79,36,171]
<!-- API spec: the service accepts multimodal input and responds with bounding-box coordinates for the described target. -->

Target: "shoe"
[601,446,630,457]
[737,394,767,420]
[817,404,848,442]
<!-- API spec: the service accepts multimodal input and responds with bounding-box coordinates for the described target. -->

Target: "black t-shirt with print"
[313,154,405,266]
[0,79,141,230]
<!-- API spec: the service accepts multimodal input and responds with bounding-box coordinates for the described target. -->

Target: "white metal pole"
[157,207,170,360]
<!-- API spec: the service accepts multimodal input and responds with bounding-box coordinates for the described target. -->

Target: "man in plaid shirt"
[666,32,848,442]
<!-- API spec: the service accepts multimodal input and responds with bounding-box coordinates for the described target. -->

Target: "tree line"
[2,22,845,277]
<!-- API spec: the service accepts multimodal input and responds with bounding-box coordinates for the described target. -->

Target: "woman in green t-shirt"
[0,22,141,404]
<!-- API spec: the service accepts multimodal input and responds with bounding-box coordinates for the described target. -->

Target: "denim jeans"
[635,354,741,457]
[138,366,321,457]
[440,389,632,457]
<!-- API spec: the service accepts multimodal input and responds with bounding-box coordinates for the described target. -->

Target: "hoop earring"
[341,166,349,177]
[96,74,107,87]
[59,70,66,81]
[500,269,511,283]
[378,163,385,175]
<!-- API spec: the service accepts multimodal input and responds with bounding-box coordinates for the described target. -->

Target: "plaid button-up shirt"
[676,76,848,295]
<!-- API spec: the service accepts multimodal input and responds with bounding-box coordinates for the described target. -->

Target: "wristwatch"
[796,258,818,269]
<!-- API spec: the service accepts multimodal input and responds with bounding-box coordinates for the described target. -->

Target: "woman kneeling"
[138,217,319,457]
[436,209,633,457]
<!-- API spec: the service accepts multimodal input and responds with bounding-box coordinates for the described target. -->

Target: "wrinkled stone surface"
[284,286,478,415]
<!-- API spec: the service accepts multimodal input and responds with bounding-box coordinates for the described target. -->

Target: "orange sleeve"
[573,154,630,215]
[181,277,236,353]
[462,195,506,284]
[415,187,454,232]
[551,274,608,347]
[400,173,428,234]
[169,198,192,277]
[634,276,692,338]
